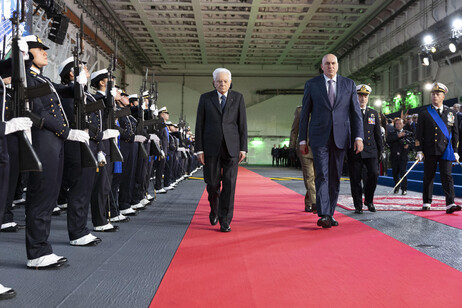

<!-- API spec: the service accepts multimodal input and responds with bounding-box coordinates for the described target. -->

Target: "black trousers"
[118,141,138,210]
[91,139,113,227]
[133,143,150,202]
[26,129,64,259]
[391,155,408,191]
[423,155,455,205]
[65,141,97,241]
[3,134,19,225]
[347,153,379,208]
[204,143,239,227]
[154,157,166,190]
[0,134,9,227]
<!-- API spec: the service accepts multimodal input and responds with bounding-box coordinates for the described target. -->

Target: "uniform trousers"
[423,155,455,205]
[204,142,239,227]
[91,139,113,227]
[3,134,19,225]
[154,156,166,190]
[118,141,138,211]
[26,129,64,259]
[0,133,9,226]
[65,141,97,240]
[298,151,316,207]
[348,154,379,208]
[133,143,150,203]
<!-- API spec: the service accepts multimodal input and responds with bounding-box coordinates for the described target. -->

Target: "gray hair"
[212,68,232,81]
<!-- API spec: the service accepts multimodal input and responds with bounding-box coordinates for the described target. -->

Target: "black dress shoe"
[209,212,218,226]
[220,225,231,232]
[304,204,312,212]
[354,208,363,214]
[317,216,331,228]
[402,190,407,195]
[329,216,339,226]
[446,204,462,214]
[366,203,376,212]
[0,288,16,300]
[311,204,317,215]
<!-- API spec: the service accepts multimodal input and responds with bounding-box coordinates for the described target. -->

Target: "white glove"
[110,87,118,97]
[76,69,87,85]
[134,135,147,143]
[455,153,460,162]
[18,38,29,60]
[67,129,90,143]
[102,129,120,140]
[142,102,147,110]
[416,151,424,162]
[5,117,33,135]
[97,151,107,166]
[149,134,160,142]
[160,150,165,158]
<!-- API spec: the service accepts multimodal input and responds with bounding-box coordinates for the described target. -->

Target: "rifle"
[105,40,124,162]
[135,68,149,159]
[145,72,163,156]
[10,0,46,172]
[73,14,97,168]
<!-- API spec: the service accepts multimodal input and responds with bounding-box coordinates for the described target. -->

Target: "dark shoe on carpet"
[209,212,218,226]
[317,216,331,228]
[366,203,376,212]
[402,190,407,195]
[329,216,339,226]
[27,254,68,270]
[393,188,399,194]
[220,224,231,232]
[311,204,317,215]
[304,204,312,212]
[354,208,363,214]
[446,204,461,214]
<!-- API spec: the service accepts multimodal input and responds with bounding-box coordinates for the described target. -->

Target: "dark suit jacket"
[299,74,363,150]
[195,89,248,157]
[415,105,459,156]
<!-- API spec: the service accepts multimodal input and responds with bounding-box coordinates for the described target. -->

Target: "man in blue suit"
[299,54,364,228]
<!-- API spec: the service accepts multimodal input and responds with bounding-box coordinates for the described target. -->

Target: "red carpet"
[150,168,462,307]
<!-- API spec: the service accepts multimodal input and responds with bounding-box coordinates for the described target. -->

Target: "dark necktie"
[327,80,335,107]
[221,95,226,111]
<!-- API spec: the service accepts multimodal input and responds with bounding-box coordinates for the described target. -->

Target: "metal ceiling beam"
[98,0,152,67]
[276,0,323,65]
[191,0,208,64]
[129,0,171,65]
[240,0,265,65]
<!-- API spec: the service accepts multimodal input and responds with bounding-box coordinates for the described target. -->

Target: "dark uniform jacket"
[415,105,459,156]
[27,68,73,139]
[353,107,383,159]
[387,128,412,161]
[116,107,136,143]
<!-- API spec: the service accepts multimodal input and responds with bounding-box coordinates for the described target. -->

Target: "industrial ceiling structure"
[72,0,414,76]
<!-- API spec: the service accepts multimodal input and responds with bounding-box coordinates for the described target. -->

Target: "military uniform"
[347,85,383,213]
[416,82,459,213]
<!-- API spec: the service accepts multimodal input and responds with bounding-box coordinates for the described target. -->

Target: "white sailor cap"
[23,35,49,50]
[356,84,372,95]
[431,82,448,94]
[142,90,149,97]
[128,94,139,101]
[58,56,87,77]
[158,106,169,114]
[90,69,108,86]
[165,121,173,125]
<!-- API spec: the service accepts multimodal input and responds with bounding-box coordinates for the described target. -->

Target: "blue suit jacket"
[299,74,363,150]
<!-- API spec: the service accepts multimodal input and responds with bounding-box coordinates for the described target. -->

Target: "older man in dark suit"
[195,68,248,232]
[299,54,364,228]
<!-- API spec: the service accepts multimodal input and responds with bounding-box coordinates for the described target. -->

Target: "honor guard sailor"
[415,82,460,213]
